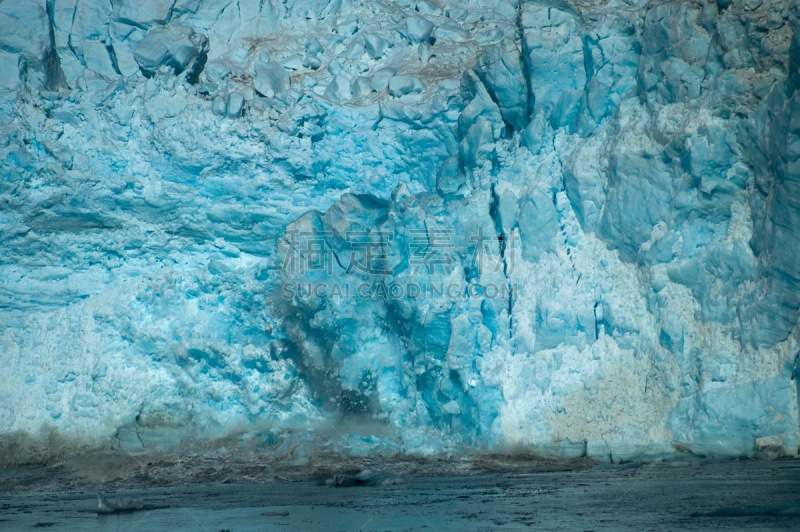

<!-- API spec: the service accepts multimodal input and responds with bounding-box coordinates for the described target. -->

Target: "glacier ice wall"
[1,0,800,465]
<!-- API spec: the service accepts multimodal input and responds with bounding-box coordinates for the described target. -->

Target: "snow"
[0,0,799,465]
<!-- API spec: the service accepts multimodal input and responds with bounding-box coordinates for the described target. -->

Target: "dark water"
[1,459,799,531]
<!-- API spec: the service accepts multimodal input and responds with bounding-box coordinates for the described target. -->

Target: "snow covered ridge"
[1,0,800,466]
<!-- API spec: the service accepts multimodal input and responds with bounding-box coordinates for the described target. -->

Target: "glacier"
[1,0,800,466]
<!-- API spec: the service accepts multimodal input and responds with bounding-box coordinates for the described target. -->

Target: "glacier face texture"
[1,0,800,465]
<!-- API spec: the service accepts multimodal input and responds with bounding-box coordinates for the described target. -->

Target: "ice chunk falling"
[0,0,799,464]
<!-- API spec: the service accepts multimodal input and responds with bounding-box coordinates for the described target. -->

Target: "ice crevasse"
[1,0,800,465]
